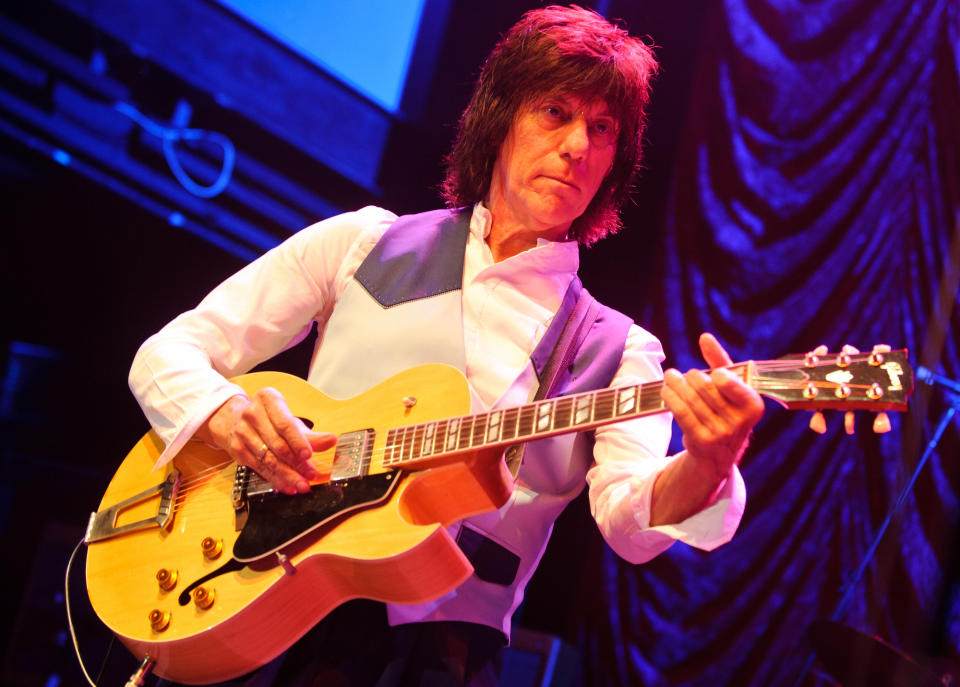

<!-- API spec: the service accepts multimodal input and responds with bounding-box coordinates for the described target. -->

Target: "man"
[134,5,764,685]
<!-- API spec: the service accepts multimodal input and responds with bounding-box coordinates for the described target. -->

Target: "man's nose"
[558,118,591,160]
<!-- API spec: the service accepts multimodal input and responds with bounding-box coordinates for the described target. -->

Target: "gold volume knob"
[193,586,216,610]
[156,568,178,591]
[201,537,223,560]
[148,609,171,632]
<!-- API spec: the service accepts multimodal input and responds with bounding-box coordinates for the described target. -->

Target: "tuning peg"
[844,411,856,435]
[805,345,829,368]
[809,411,827,434]
[872,412,891,434]
[836,344,860,368]
[869,344,891,366]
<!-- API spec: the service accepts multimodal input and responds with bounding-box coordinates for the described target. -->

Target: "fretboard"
[382,379,669,468]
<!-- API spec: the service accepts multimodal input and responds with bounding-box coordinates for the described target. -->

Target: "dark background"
[1,1,957,686]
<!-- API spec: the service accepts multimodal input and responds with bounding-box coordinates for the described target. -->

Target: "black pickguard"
[231,472,400,562]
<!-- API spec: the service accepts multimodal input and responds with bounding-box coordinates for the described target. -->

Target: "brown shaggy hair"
[441,5,658,245]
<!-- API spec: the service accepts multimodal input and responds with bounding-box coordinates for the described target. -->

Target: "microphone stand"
[794,366,960,686]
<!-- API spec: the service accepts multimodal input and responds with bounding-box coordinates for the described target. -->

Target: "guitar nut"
[148,608,171,632]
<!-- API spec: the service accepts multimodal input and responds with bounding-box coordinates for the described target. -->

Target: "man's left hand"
[661,332,765,481]
[651,332,765,526]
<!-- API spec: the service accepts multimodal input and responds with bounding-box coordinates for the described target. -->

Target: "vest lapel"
[354,208,471,307]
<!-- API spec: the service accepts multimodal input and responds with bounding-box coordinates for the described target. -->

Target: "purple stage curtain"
[588,0,960,684]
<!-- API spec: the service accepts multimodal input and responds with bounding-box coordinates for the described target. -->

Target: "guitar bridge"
[330,429,375,481]
[84,470,181,543]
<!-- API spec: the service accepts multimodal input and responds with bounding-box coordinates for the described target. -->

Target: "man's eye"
[594,119,617,134]
[534,105,567,130]
[590,120,618,146]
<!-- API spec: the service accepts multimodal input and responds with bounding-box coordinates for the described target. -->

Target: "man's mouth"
[542,175,578,190]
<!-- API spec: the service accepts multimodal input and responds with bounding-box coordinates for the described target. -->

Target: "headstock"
[751,347,912,411]
[747,346,913,434]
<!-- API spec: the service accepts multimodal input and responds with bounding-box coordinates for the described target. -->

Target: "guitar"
[84,349,912,684]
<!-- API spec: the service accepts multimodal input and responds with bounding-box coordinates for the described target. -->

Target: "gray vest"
[309,207,631,408]
[307,208,632,621]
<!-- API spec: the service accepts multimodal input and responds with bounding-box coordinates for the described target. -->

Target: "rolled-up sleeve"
[587,326,746,563]
[128,206,396,467]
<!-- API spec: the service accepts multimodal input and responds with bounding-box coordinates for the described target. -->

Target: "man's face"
[487,94,618,241]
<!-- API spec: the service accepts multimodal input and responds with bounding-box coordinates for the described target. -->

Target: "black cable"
[65,535,99,686]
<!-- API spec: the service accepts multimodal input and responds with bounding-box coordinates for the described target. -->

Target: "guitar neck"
[382,363,752,469]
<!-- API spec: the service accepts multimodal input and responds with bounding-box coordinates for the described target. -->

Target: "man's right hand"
[196,390,337,494]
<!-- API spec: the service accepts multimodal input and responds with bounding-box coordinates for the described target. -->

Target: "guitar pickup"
[85,470,181,543]
[330,429,375,481]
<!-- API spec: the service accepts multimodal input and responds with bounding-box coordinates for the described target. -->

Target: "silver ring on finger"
[257,442,269,462]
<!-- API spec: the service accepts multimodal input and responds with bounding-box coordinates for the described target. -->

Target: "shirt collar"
[469,203,580,272]
[471,202,493,240]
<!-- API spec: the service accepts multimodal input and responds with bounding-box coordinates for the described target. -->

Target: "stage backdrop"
[577,0,960,685]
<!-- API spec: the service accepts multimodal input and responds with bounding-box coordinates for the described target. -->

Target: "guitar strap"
[504,280,603,478]
[457,280,603,587]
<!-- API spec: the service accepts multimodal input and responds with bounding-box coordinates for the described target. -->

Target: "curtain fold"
[593,0,960,684]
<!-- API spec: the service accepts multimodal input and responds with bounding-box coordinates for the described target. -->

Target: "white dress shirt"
[129,203,745,634]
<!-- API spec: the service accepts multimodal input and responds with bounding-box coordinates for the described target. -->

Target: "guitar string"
[118,361,902,622]
[171,388,848,494]
[184,370,875,478]
[338,362,890,469]
[161,383,659,506]
[362,361,894,469]
[752,358,883,371]
[160,358,894,505]
[751,380,880,389]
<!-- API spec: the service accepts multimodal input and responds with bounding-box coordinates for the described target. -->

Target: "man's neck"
[486,230,537,262]
[484,213,569,262]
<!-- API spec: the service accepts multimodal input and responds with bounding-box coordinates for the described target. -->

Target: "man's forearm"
[649,449,729,527]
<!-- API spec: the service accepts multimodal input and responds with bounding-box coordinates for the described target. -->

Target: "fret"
[535,400,553,433]
[486,410,502,444]
[411,424,426,460]
[422,422,437,456]
[573,393,593,425]
[501,407,520,441]
[517,405,536,437]
[384,429,399,465]
[400,425,415,462]
[434,420,448,454]
[458,416,474,449]
[553,397,573,429]
[445,418,460,452]
[593,389,616,421]
[408,424,421,461]
[616,386,638,417]
[640,385,664,414]
[471,415,487,446]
